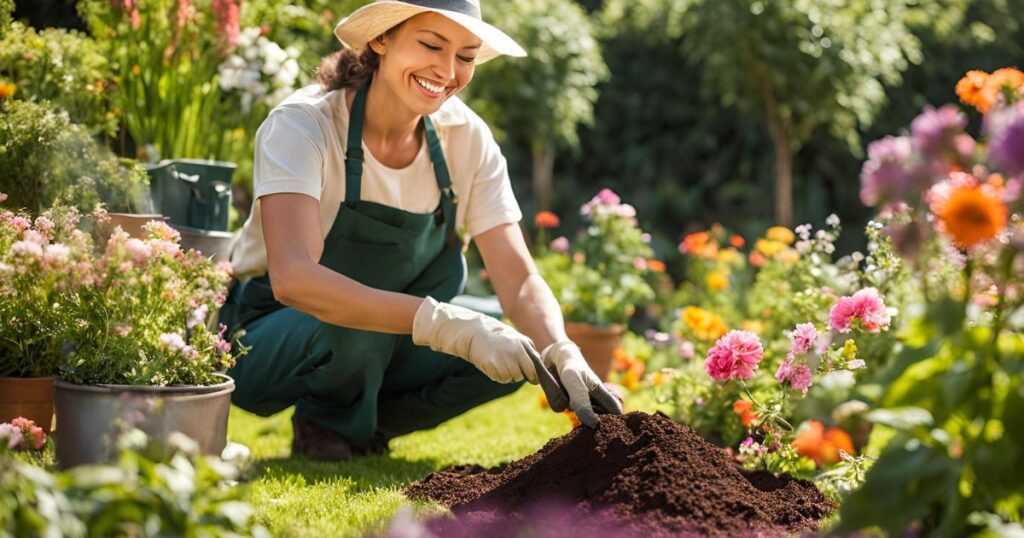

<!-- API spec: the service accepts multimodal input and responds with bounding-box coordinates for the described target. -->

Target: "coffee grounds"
[405,412,834,537]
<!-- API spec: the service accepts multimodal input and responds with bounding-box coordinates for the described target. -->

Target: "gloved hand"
[412,296,539,384]
[542,341,624,427]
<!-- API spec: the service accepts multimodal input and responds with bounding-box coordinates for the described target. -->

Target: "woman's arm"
[261,192,421,334]
[474,222,567,350]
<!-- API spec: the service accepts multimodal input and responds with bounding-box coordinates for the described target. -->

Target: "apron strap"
[344,82,368,206]
[422,115,457,237]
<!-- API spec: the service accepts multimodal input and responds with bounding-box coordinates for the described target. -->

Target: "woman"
[225,0,621,461]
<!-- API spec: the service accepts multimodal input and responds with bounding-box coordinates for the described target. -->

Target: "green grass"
[229,384,573,537]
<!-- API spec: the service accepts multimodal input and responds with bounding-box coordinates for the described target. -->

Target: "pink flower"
[679,340,695,359]
[42,244,70,265]
[0,423,22,448]
[0,192,7,202]
[34,216,54,238]
[10,216,30,233]
[705,330,764,381]
[549,236,570,253]
[11,240,43,258]
[213,0,242,49]
[632,256,647,270]
[789,365,813,393]
[829,287,891,333]
[848,359,866,370]
[159,332,186,351]
[775,356,795,384]
[115,325,132,336]
[789,322,819,355]
[124,238,152,263]
[596,188,621,206]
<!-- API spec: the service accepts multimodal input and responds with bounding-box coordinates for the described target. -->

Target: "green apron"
[223,82,521,451]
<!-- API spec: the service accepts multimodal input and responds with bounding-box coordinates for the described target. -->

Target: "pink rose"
[829,287,891,333]
[549,236,570,253]
[705,330,764,381]
[789,322,819,355]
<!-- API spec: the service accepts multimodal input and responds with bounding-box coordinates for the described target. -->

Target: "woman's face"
[370,12,481,116]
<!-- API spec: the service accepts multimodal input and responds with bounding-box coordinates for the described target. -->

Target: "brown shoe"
[291,414,354,462]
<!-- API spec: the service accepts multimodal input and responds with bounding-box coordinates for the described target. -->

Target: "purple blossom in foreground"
[860,135,914,207]
[988,103,1024,177]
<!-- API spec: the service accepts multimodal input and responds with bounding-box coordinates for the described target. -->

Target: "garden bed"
[407,412,834,537]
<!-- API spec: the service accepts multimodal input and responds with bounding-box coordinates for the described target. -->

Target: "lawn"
[229,384,573,537]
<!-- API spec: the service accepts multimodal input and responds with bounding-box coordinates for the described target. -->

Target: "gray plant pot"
[54,374,234,468]
[173,224,236,263]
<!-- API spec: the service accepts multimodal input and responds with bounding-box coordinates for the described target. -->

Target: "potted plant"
[0,201,91,430]
[93,157,165,239]
[54,217,247,467]
[535,189,659,379]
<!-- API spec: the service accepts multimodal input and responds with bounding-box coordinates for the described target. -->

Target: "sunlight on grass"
[229,383,572,537]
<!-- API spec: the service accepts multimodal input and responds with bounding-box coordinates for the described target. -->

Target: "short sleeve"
[464,120,523,237]
[253,106,325,201]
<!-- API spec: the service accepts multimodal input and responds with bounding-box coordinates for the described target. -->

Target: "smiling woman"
[221,0,622,463]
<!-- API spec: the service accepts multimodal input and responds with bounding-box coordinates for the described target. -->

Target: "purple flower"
[789,365,813,393]
[911,105,969,161]
[859,136,914,207]
[988,103,1024,177]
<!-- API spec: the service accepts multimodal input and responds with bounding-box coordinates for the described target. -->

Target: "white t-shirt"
[230,85,522,280]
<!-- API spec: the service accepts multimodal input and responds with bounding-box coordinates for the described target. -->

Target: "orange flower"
[564,410,581,428]
[612,348,631,372]
[733,400,758,427]
[650,368,673,386]
[647,259,666,273]
[706,271,728,290]
[0,81,16,100]
[957,70,991,112]
[534,210,561,228]
[935,185,1008,248]
[623,361,645,390]
[538,393,549,409]
[748,251,766,267]
[792,420,855,467]
[729,235,746,248]
[131,64,141,76]
[984,67,1024,108]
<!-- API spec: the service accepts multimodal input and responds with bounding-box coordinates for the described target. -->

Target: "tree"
[668,0,923,225]
[464,0,607,210]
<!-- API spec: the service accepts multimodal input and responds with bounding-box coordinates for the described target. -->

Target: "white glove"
[542,341,624,427]
[412,296,539,384]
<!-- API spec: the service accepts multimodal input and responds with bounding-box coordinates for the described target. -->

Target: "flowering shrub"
[836,69,1024,536]
[0,202,92,377]
[535,189,659,326]
[60,215,245,386]
[0,417,46,451]
[218,27,301,114]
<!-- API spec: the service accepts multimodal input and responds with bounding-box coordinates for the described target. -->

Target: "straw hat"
[334,0,526,64]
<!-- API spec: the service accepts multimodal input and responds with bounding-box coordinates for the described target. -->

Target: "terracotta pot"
[564,322,626,381]
[104,213,168,239]
[0,376,54,431]
[54,374,234,468]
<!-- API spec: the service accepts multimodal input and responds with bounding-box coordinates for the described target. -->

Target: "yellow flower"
[706,271,729,290]
[766,226,795,245]
[715,248,741,266]
[682,306,729,341]
[755,239,785,257]
[777,248,800,264]
[740,320,765,335]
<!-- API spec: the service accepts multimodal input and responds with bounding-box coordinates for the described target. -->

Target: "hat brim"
[334,1,526,65]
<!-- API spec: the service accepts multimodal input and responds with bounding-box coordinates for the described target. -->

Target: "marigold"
[534,210,560,229]
[936,185,1008,248]
[748,251,766,267]
[777,249,800,264]
[706,271,728,290]
[957,69,991,112]
[732,400,758,427]
[754,239,785,257]
[766,226,795,245]
[0,81,16,100]
[792,420,854,467]
[682,306,729,341]
[647,259,666,273]
[729,234,746,248]
[984,67,1024,108]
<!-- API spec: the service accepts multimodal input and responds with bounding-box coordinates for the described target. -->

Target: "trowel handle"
[523,343,570,412]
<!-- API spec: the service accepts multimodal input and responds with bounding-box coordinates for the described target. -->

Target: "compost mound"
[405,412,834,537]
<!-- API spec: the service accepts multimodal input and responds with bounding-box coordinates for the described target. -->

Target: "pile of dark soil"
[405,412,834,537]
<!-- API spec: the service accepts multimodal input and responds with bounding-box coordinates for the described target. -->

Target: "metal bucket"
[173,224,236,263]
[54,374,234,468]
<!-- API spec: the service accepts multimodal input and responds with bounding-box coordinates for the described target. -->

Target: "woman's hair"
[316,26,402,91]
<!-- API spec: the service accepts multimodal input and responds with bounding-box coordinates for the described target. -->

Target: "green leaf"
[864,407,934,431]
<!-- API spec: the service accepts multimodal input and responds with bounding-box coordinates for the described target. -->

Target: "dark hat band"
[400,0,481,20]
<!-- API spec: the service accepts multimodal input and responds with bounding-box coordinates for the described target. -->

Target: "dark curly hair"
[316,26,403,91]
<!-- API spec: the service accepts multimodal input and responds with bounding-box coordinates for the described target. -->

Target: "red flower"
[534,211,561,228]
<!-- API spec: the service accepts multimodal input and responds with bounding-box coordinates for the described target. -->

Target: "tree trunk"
[531,139,556,211]
[768,120,793,227]
[759,82,794,227]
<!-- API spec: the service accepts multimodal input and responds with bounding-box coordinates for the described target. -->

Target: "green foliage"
[0,432,266,538]
[0,22,117,137]
[0,0,12,39]
[0,100,150,215]
[465,0,607,149]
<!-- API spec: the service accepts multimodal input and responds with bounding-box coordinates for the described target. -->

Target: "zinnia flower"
[705,330,763,381]
[910,105,969,160]
[829,288,891,333]
[706,271,728,290]
[534,210,560,228]
[766,226,795,245]
[733,400,758,427]
[935,184,1008,249]
[957,69,992,113]
[859,135,915,207]
[647,259,666,273]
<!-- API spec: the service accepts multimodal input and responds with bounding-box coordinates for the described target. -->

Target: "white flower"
[42,243,70,264]
[826,213,840,227]
[0,423,23,449]
[159,332,187,351]
[11,240,43,258]
[187,304,209,329]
